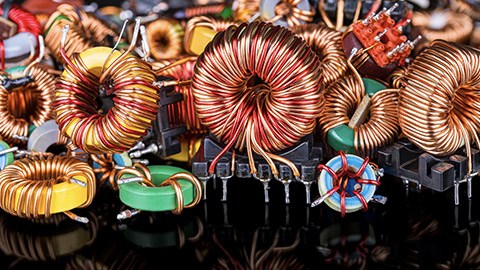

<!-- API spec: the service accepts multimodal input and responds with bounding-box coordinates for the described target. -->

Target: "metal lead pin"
[12,134,28,141]
[70,178,87,188]
[373,8,386,21]
[387,45,401,58]
[362,12,375,25]
[374,29,388,42]
[0,146,18,156]
[385,3,399,16]
[117,176,144,185]
[117,209,141,220]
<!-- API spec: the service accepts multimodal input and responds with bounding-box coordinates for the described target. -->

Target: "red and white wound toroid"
[191,21,323,178]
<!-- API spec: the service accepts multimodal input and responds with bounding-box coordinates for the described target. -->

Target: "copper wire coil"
[398,40,480,172]
[153,58,206,134]
[234,0,260,21]
[90,153,117,188]
[146,19,185,60]
[412,11,473,43]
[319,76,400,158]
[44,4,117,63]
[450,0,480,21]
[185,4,226,18]
[388,65,408,89]
[291,23,348,87]
[192,21,322,176]
[0,155,96,219]
[184,16,238,55]
[54,52,160,154]
[270,0,316,27]
[0,64,55,144]
[470,25,480,47]
[116,164,203,214]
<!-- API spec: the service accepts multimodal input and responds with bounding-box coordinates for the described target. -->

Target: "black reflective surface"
[0,173,479,270]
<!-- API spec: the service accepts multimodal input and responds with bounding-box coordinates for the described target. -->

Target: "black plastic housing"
[378,138,480,191]
[192,134,322,182]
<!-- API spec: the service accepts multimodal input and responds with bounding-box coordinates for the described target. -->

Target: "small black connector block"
[151,76,186,158]
[378,138,480,192]
[192,133,322,182]
[323,0,361,24]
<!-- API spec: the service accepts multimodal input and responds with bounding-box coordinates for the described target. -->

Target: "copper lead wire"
[90,153,118,189]
[192,22,322,177]
[54,25,160,154]
[146,19,185,60]
[450,0,480,21]
[388,65,408,89]
[153,57,206,134]
[0,156,96,219]
[184,4,227,18]
[0,64,55,144]
[291,23,348,86]
[398,40,480,173]
[269,0,316,27]
[44,4,117,63]
[319,74,400,158]
[412,10,473,43]
[116,165,203,214]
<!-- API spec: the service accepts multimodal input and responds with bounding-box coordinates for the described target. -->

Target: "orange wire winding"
[0,64,55,144]
[146,19,184,60]
[398,40,480,172]
[319,76,400,157]
[192,22,322,176]
[291,23,348,86]
[0,155,95,219]
[44,4,117,64]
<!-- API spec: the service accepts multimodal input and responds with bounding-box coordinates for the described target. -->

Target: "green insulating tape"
[45,15,70,37]
[5,65,26,80]
[5,65,26,74]
[118,42,129,48]
[0,140,14,169]
[327,78,386,154]
[119,165,195,212]
[218,6,233,19]
[123,220,195,248]
[363,77,386,96]
[28,124,36,136]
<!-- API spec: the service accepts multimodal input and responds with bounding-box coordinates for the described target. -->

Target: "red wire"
[318,151,380,216]
[0,40,4,70]
[365,1,381,18]
[352,190,368,210]
[0,5,42,63]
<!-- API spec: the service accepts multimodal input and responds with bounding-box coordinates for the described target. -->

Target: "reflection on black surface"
[0,175,479,269]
